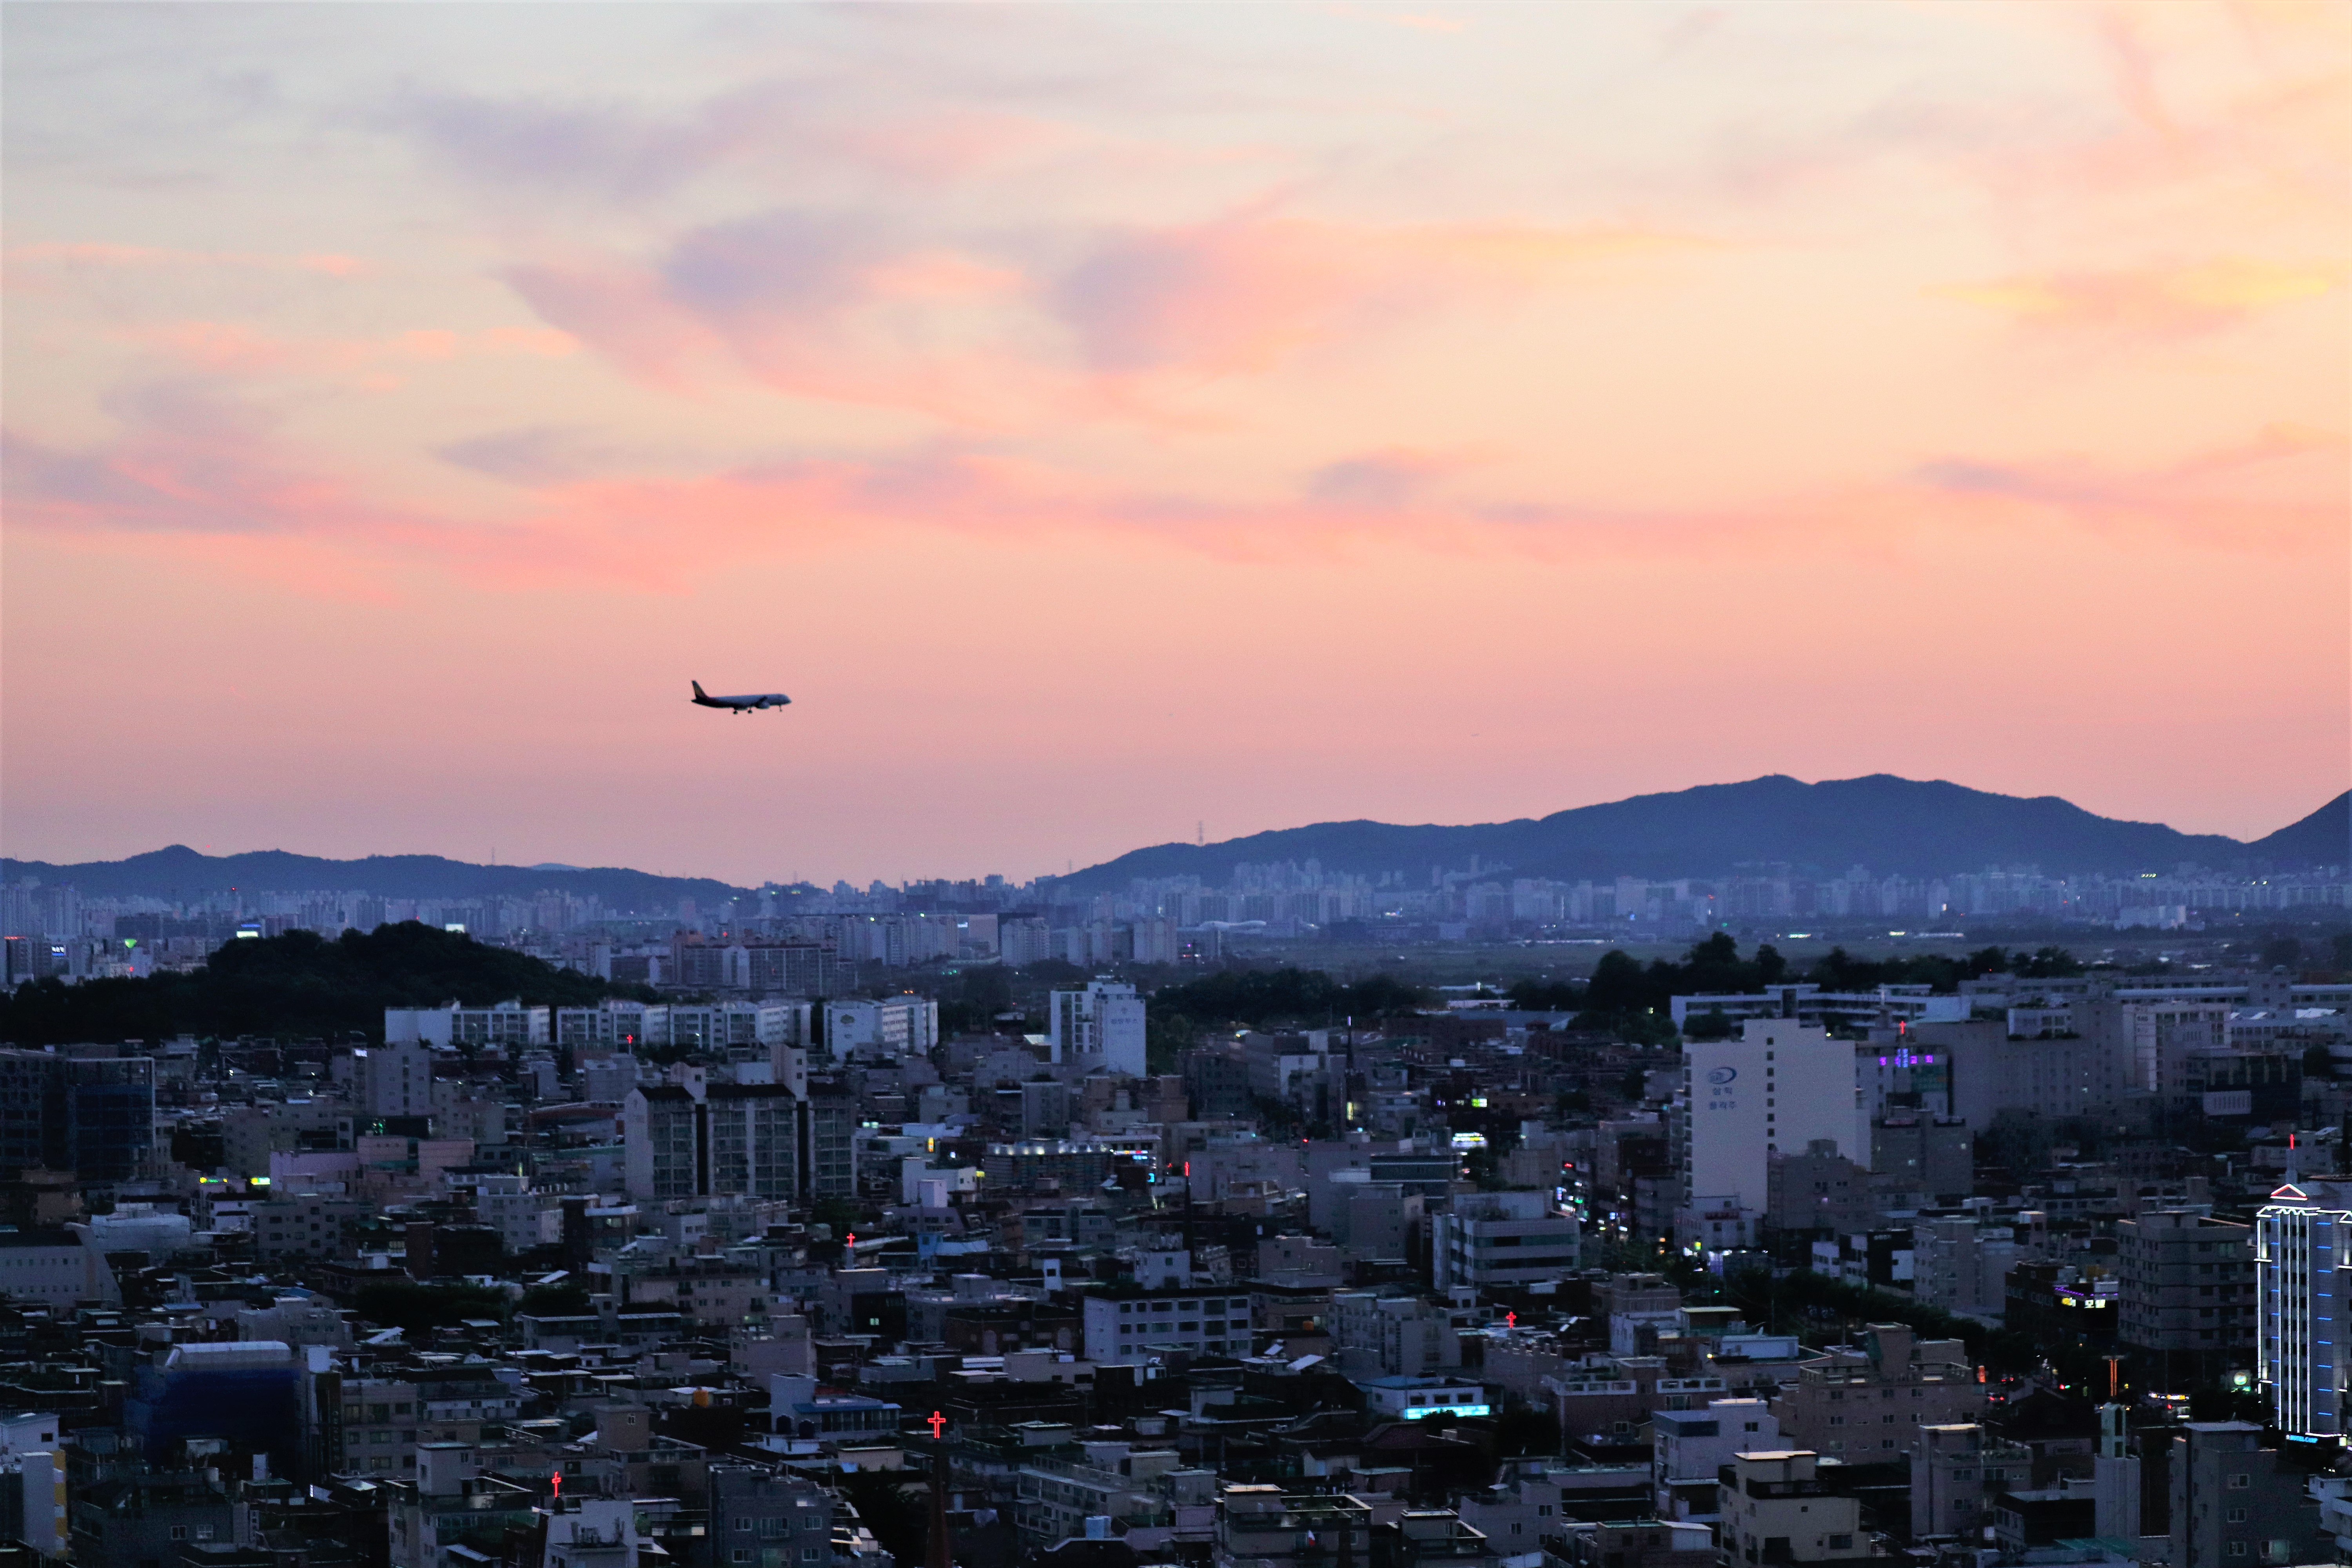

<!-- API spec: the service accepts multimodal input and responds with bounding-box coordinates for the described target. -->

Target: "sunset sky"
[4,2,2345,886]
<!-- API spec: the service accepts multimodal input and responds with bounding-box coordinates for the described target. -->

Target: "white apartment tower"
[1678,1019,1867,1242]
[1048,980,1147,1076]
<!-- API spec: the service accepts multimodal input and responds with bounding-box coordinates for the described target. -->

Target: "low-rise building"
[1770,1323,1983,1460]
[1356,1376,1490,1423]
[1653,1398,1779,1524]
[1911,1422,2031,1542]
[1430,1191,1580,1292]
[1083,1286,1259,1366]
[2167,1421,2330,1568]
[1716,1451,1873,1568]
[1215,1485,1370,1568]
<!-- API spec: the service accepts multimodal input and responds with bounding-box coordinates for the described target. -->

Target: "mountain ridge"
[0,844,748,910]
[5,776,2343,900]
[1058,774,2349,890]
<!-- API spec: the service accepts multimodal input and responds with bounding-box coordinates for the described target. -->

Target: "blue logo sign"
[1707,1066,1737,1085]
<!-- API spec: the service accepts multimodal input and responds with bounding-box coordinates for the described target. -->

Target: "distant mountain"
[2248,791,2352,869]
[0,844,748,910]
[1061,774,2348,889]
[8,776,2341,906]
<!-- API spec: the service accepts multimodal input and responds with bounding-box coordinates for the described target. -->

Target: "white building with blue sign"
[1355,1375,1490,1421]
[1676,1019,1869,1246]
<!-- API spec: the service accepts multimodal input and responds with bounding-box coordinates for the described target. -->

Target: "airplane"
[691,681,792,714]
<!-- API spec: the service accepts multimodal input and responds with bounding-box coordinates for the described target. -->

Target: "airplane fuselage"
[691,682,791,713]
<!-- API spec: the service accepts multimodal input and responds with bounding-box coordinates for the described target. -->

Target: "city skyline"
[5,3,2346,885]
[4,770,2343,900]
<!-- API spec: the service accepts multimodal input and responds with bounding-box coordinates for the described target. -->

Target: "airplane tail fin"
[692,681,706,699]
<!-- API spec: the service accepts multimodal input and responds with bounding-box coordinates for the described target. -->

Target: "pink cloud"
[506,212,1048,423]
[504,211,1703,430]
[113,320,578,382]
[4,242,368,278]
[1305,448,1484,509]
[1911,425,2345,550]
[11,373,2335,601]
[1051,217,1698,375]
[2,386,438,545]
[390,78,1070,200]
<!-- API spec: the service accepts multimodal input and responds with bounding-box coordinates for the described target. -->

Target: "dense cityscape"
[5,5,2345,1568]
[0,819,2348,1568]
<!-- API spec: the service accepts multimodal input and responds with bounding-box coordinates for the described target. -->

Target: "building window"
[2229,1475,2251,1490]
[2228,1510,2249,1524]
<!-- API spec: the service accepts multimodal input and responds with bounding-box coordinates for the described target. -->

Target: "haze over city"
[5,3,2345,886]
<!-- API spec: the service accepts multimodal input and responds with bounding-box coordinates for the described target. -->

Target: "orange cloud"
[1938,258,2345,334]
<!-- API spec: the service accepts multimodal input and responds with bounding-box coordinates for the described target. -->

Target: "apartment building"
[1770,1323,1984,1459]
[2118,1210,2252,1392]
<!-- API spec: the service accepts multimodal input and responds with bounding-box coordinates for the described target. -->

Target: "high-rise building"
[2118,1210,2253,1392]
[1675,1020,1865,1241]
[803,1076,858,1200]
[0,1048,156,1183]
[1048,980,1147,1076]
[622,1068,805,1201]
[1914,1014,2134,1129]
[999,917,1051,968]
[2252,1180,2352,1434]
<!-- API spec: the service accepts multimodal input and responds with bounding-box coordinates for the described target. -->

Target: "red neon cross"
[928,1410,947,1440]
[551,1471,561,1498]
[1505,1311,1517,1328]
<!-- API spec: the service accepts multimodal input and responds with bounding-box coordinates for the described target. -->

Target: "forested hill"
[0,922,631,1045]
